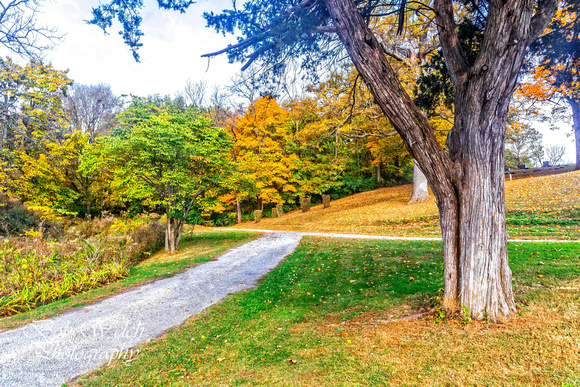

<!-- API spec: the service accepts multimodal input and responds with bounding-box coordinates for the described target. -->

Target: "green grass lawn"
[75,237,580,386]
[0,230,256,331]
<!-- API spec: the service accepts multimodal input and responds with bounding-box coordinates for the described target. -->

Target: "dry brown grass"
[180,286,580,387]
[228,170,580,239]
[295,284,580,387]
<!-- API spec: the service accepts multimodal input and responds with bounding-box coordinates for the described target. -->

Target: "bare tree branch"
[0,0,63,60]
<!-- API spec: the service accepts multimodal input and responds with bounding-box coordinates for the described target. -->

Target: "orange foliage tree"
[524,0,579,169]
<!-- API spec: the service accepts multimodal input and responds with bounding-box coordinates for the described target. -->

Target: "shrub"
[0,195,43,237]
[0,215,164,317]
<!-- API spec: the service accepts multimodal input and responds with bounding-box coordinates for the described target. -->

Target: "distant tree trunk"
[323,0,555,321]
[408,162,430,204]
[570,98,580,171]
[236,198,242,224]
[257,197,263,211]
[323,194,331,209]
[335,127,339,158]
[375,162,382,183]
[165,210,170,253]
[165,217,178,253]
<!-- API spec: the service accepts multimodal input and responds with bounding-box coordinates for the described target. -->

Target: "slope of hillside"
[227,170,580,240]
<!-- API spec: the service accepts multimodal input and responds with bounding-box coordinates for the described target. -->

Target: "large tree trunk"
[448,80,517,319]
[408,161,429,204]
[570,98,580,171]
[323,0,556,322]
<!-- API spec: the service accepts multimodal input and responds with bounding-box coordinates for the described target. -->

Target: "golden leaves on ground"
[230,170,580,240]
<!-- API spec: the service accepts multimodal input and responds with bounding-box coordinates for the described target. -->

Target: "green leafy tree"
[83,97,232,252]
[505,122,544,169]
[0,57,72,205]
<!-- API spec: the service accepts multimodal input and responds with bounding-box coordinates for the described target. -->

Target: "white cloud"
[0,0,242,96]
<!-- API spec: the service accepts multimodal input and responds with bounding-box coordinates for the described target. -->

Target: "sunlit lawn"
[0,230,256,331]
[75,237,580,386]
[230,170,580,240]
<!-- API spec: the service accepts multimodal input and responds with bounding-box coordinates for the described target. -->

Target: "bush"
[0,214,164,317]
[0,195,43,237]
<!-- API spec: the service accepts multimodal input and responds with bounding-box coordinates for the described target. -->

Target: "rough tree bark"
[322,0,557,322]
[408,161,430,204]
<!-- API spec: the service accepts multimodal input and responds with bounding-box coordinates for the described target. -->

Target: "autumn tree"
[16,131,96,216]
[526,0,579,169]
[0,57,71,152]
[83,97,232,252]
[230,95,297,211]
[0,57,72,198]
[505,121,544,169]
[285,95,344,197]
[89,0,558,321]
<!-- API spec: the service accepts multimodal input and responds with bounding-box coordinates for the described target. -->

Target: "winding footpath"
[0,232,302,387]
[0,229,576,386]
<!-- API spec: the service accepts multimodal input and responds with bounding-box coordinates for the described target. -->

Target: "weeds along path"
[0,232,302,387]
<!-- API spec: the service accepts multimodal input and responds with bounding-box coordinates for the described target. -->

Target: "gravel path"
[221,229,580,243]
[0,232,302,387]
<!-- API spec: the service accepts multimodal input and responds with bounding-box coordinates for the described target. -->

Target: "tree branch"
[433,0,469,85]
[339,130,398,139]
[528,0,559,44]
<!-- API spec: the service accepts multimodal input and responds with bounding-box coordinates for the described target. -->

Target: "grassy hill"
[229,170,580,240]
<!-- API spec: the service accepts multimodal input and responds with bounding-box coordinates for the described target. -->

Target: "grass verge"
[0,230,257,332]
[76,237,580,386]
